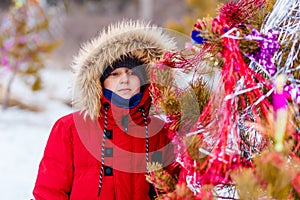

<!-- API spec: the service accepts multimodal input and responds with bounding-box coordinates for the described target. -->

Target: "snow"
[0,67,74,200]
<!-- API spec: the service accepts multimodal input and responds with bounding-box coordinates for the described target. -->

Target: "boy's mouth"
[118,88,131,93]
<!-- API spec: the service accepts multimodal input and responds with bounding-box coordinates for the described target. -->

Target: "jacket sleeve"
[33,118,74,200]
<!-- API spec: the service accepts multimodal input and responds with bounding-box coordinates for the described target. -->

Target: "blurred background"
[0,0,226,199]
[0,0,227,69]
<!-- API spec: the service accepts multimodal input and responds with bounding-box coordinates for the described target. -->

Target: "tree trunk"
[2,71,16,110]
[139,0,152,20]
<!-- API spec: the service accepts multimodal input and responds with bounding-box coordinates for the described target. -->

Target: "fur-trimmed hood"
[72,20,177,120]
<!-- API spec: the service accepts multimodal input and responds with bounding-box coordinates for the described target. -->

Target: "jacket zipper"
[121,115,128,133]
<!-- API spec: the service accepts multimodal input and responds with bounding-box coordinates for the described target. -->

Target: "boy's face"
[103,67,141,99]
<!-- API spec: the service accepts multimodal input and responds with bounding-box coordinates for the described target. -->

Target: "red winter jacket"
[33,88,175,200]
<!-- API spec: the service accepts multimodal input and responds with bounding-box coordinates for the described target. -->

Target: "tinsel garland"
[148,0,300,199]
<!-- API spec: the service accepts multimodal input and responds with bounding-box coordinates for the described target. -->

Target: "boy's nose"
[119,73,129,83]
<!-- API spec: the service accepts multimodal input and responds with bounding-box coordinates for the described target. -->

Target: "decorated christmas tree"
[147,0,300,199]
[0,0,60,109]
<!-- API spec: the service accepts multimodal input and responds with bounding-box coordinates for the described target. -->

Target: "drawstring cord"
[98,104,149,196]
[139,106,149,173]
[98,102,109,196]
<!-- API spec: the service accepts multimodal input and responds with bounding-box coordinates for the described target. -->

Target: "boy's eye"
[109,69,135,77]
[127,70,133,75]
[110,72,119,76]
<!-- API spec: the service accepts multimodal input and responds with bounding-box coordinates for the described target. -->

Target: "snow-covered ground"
[0,67,74,200]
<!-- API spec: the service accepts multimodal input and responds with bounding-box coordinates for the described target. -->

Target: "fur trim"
[72,20,177,120]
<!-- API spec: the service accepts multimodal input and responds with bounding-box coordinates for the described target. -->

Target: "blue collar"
[103,88,142,109]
